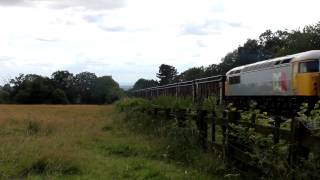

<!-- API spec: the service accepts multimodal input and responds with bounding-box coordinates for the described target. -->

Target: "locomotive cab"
[292,59,320,96]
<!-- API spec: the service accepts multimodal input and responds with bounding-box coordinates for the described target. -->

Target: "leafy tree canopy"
[156,64,178,85]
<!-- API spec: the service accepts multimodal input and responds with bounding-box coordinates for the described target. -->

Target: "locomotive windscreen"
[299,60,319,73]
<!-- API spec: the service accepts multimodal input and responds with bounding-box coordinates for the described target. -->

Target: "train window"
[299,60,319,73]
[229,76,240,84]
[266,62,273,68]
[260,63,267,68]
[235,70,241,74]
[274,61,281,65]
[281,58,292,64]
[257,64,263,69]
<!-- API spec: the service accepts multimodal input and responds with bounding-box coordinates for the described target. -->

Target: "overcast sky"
[0,0,319,85]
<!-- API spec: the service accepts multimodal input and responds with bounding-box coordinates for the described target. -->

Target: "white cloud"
[0,0,320,85]
[0,0,127,10]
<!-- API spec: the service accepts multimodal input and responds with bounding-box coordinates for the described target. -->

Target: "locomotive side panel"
[226,64,293,96]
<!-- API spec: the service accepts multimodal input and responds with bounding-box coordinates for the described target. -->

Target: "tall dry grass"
[0,105,218,179]
[0,105,112,178]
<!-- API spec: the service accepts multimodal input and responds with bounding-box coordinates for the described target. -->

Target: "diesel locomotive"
[133,50,320,110]
[225,50,320,109]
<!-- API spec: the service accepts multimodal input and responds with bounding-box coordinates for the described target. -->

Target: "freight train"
[133,50,320,110]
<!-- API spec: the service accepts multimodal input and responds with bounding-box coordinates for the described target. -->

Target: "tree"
[51,89,69,104]
[92,76,123,104]
[132,78,158,90]
[51,71,76,103]
[237,39,263,66]
[276,23,320,56]
[156,64,178,85]
[259,30,288,58]
[179,67,205,81]
[12,74,54,104]
[75,72,97,103]
[0,89,9,104]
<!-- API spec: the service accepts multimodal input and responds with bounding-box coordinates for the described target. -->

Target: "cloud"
[83,14,104,23]
[0,0,127,10]
[196,40,207,48]
[35,38,59,42]
[180,20,243,36]
[99,26,127,32]
[0,56,13,62]
[210,2,224,13]
[0,0,29,6]
[180,23,220,36]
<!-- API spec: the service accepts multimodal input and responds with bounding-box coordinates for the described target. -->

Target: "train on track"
[133,50,320,111]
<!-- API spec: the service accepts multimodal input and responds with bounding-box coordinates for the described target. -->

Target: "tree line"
[0,71,123,104]
[132,22,320,90]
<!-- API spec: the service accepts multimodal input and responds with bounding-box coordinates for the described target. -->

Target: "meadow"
[0,105,217,179]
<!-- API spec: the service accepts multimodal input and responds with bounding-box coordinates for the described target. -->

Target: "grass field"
[0,105,218,179]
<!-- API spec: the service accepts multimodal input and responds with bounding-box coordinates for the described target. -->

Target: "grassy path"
[0,105,218,179]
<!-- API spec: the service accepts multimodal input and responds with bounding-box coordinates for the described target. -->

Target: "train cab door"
[292,62,300,95]
[292,60,319,96]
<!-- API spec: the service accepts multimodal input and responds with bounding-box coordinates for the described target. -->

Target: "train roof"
[226,50,320,75]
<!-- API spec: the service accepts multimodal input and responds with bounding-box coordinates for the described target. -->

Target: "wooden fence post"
[212,111,216,143]
[274,116,281,144]
[225,110,241,165]
[165,108,171,119]
[228,110,240,124]
[221,110,228,164]
[197,109,208,150]
[288,117,298,167]
[177,109,187,127]
[250,113,256,127]
[153,108,158,116]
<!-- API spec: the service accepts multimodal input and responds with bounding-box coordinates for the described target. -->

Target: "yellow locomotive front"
[292,58,320,97]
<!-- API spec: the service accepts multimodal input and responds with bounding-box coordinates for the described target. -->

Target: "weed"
[20,156,81,176]
[105,144,137,157]
[102,125,113,132]
[26,121,41,135]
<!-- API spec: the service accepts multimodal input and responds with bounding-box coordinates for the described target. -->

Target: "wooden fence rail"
[143,106,320,171]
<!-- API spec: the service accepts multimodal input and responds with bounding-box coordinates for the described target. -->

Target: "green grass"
[0,105,221,179]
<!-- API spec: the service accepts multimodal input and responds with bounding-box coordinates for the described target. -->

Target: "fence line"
[142,106,320,172]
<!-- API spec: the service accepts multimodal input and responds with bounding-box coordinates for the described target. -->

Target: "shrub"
[115,98,149,112]
[151,96,193,109]
[20,155,81,176]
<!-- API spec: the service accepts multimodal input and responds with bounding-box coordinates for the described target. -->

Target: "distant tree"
[156,64,178,85]
[0,89,9,104]
[104,86,123,104]
[219,50,239,73]
[1,84,12,103]
[179,67,205,81]
[204,64,221,77]
[277,23,320,56]
[132,78,158,90]
[12,74,54,104]
[2,84,12,94]
[92,76,123,104]
[10,74,26,97]
[75,72,97,103]
[51,89,69,104]
[237,39,263,65]
[259,30,289,58]
[51,70,77,103]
